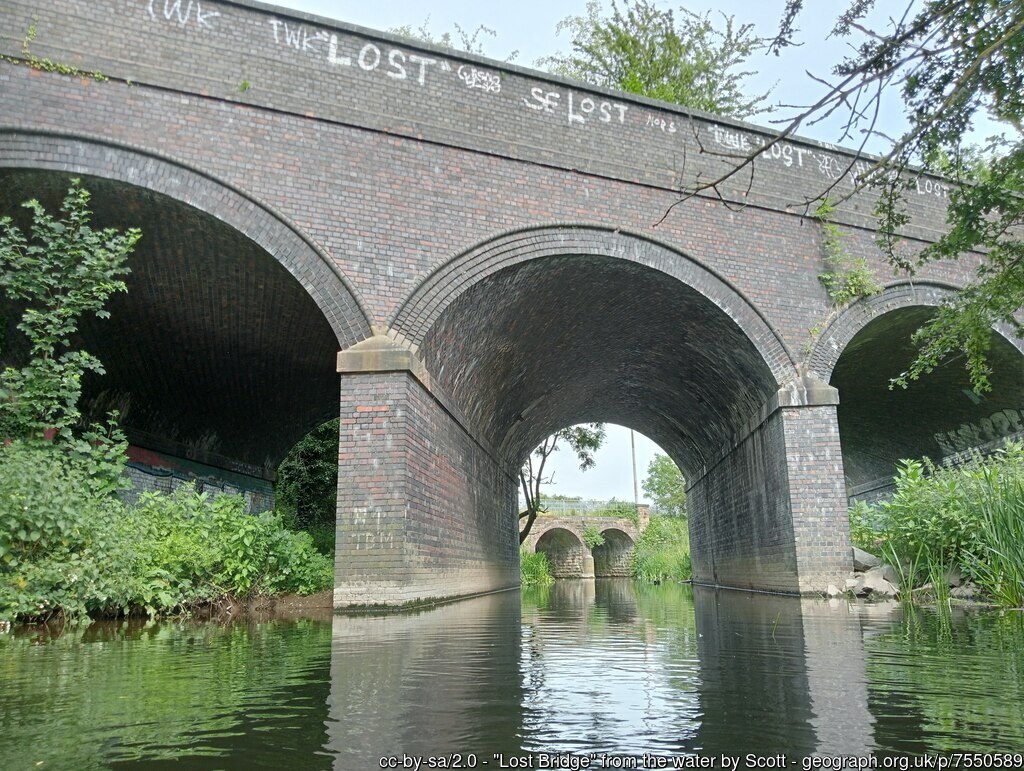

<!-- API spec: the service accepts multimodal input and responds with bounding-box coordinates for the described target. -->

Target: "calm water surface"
[2,582,1023,769]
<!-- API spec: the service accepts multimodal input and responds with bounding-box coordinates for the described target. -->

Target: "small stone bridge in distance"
[524,515,644,579]
[3,0,1024,608]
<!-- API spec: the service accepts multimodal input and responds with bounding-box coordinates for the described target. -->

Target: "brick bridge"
[3,0,1023,607]
[524,516,643,578]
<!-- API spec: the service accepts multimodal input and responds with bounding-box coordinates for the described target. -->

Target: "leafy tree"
[0,179,139,442]
[519,423,606,543]
[275,418,340,529]
[539,0,769,117]
[688,1,1024,392]
[642,453,686,517]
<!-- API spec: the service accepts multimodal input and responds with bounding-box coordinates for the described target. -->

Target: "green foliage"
[6,20,108,81]
[0,440,122,621]
[390,17,518,61]
[965,468,1024,608]
[0,440,332,624]
[850,442,1024,606]
[540,0,768,117]
[631,515,691,583]
[641,453,686,517]
[0,178,138,441]
[118,485,333,605]
[520,549,554,586]
[773,2,1024,394]
[275,418,340,553]
[581,524,605,550]
[589,499,641,527]
[813,198,882,308]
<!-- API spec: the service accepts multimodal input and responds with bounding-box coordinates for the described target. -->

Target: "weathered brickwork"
[688,409,800,593]
[334,372,518,606]
[533,528,587,579]
[3,0,1020,604]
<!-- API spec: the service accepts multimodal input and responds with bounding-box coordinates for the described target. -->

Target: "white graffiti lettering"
[267,20,329,52]
[457,64,501,94]
[523,87,560,113]
[645,114,676,134]
[280,27,436,86]
[523,87,627,127]
[148,0,220,28]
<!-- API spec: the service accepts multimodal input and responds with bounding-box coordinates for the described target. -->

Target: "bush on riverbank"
[0,440,333,624]
[850,441,1024,606]
[520,549,554,586]
[630,516,691,583]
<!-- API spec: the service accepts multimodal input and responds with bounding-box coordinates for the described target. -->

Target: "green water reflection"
[1,583,1022,768]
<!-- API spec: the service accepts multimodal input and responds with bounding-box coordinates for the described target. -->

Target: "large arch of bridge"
[0,131,370,477]
[392,225,796,478]
[808,282,1024,493]
[380,225,842,594]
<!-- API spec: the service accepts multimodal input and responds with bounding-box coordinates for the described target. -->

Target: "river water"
[2,581,1023,769]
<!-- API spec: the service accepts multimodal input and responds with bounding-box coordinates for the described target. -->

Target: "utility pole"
[631,429,639,511]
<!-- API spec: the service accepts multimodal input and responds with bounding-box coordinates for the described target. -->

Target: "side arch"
[806,281,961,381]
[534,527,588,579]
[389,224,796,385]
[0,128,372,346]
[806,281,1024,496]
[0,129,375,477]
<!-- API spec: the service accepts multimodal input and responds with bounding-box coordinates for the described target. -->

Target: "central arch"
[335,226,853,605]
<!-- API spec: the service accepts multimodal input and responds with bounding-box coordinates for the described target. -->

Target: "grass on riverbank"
[851,441,1024,607]
[631,516,691,583]
[520,549,555,586]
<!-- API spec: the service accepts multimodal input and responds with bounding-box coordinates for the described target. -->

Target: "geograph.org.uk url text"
[377,753,1024,771]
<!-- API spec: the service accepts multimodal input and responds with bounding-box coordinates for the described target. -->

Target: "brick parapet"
[0,0,968,246]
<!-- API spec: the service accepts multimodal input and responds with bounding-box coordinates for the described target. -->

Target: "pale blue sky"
[267,0,918,499]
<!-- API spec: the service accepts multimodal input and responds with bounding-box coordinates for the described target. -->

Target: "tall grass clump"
[631,516,691,583]
[968,469,1024,608]
[850,441,1024,607]
[520,549,554,586]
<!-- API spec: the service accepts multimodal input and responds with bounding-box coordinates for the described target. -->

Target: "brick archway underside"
[398,229,788,479]
[0,168,347,475]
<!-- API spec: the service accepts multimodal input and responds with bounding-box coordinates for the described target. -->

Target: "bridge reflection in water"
[325,583,875,764]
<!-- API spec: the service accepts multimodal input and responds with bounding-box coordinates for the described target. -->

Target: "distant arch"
[593,528,635,578]
[534,528,587,579]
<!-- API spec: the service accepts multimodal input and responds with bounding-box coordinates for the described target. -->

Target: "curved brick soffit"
[0,129,372,347]
[807,280,1024,382]
[388,225,798,387]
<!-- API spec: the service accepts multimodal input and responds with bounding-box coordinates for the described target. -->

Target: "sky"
[265,0,917,500]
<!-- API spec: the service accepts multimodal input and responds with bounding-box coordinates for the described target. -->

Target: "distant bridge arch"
[524,516,641,579]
